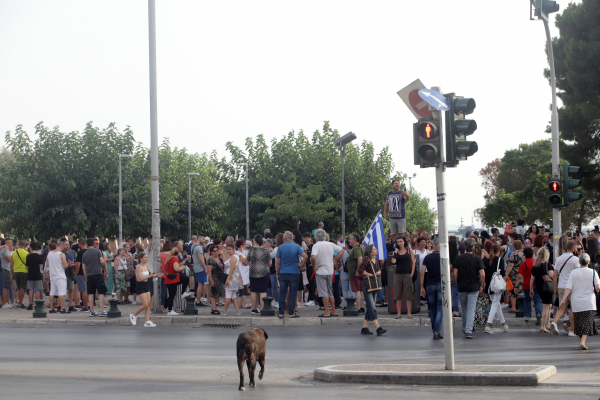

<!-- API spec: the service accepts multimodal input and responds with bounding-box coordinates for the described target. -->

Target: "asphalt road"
[0,323,599,399]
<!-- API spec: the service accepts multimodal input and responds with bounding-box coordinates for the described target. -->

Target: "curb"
[0,316,553,328]
[313,364,557,386]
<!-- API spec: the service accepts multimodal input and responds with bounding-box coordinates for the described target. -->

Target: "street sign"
[397,79,432,120]
[418,89,450,111]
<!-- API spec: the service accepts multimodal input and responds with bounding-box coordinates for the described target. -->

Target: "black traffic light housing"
[548,178,562,207]
[413,117,441,168]
[562,163,582,206]
[444,93,478,167]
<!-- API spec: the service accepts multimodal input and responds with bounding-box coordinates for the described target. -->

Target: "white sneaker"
[304,301,315,306]
[144,321,157,328]
[502,324,509,332]
[129,313,137,326]
[485,326,493,334]
[2,304,13,309]
[200,297,207,302]
[131,301,137,305]
[181,292,192,299]
[272,301,279,308]
[550,322,559,335]
[568,332,577,337]
[11,302,18,306]
[167,310,178,316]
[296,303,305,309]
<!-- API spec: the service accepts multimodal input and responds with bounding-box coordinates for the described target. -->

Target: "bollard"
[343,297,358,317]
[184,295,198,315]
[107,298,122,318]
[33,299,46,318]
[516,293,525,318]
[261,297,275,316]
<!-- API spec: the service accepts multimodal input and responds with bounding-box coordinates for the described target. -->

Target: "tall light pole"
[148,0,162,313]
[408,173,417,191]
[334,132,357,240]
[118,154,133,245]
[236,163,249,239]
[531,0,561,262]
[188,173,199,242]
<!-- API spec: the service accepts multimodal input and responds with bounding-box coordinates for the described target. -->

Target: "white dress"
[236,251,250,286]
[224,257,243,291]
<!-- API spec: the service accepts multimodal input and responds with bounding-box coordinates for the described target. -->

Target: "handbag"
[474,292,491,328]
[505,276,514,292]
[542,262,554,293]
[363,260,382,292]
[489,257,506,293]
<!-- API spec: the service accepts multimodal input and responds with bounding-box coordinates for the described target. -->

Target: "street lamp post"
[236,163,249,239]
[334,132,357,240]
[118,154,133,245]
[188,173,199,242]
[408,173,417,191]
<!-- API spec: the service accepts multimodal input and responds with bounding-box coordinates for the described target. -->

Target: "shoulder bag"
[363,260,382,292]
[489,257,506,293]
[165,256,178,280]
[542,262,554,293]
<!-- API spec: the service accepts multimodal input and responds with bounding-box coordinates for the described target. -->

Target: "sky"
[0,0,573,230]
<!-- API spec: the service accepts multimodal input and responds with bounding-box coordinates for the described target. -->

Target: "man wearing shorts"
[1,239,14,308]
[311,229,343,317]
[384,179,410,243]
[26,242,44,310]
[190,235,207,306]
[46,242,69,313]
[550,241,579,336]
[12,239,30,309]
[82,238,107,317]
[347,233,364,314]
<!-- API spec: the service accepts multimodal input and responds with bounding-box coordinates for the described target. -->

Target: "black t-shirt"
[454,253,485,292]
[531,262,554,292]
[422,252,441,286]
[26,253,44,281]
[76,249,87,276]
[393,250,412,274]
[305,244,313,269]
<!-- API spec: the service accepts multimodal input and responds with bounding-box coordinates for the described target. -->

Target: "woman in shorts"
[129,252,162,327]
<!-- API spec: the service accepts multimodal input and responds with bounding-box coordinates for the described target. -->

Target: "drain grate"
[200,324,242,329]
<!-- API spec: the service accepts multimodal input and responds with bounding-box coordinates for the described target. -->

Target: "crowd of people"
[0,181,598,345]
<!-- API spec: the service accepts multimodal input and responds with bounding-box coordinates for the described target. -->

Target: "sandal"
[318,314,331,318]
[289,314,301,318]
[394,315,402,319]
[210,310,221,315]
[278,314,284,319]
[242,305,251,309]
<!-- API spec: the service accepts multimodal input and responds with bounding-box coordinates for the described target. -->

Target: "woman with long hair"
[206,244,225,314]
[358,244,386,336]
[162,247,190,316]
[391,236,415,319]
[531,247,554,333]
[484,244,508,334]
[505,240,524,313]
[129,252,163,327]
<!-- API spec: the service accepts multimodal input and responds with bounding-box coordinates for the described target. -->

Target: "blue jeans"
[267,273,279,302]
[523,288,543,318]
[451,281,459,312]
[160,278,167,306]
[363,288,378,321]
[341,270,354,307]
[458,291,479,334]
[426,284,443,333]
[278,273,300,316]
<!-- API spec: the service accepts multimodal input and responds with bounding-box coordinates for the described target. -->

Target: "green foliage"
[404,187,437,234]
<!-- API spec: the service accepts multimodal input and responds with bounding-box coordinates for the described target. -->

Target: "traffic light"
[534,0,559,17]
[548,178,561,207]
[562,163,582,206]
[413,118,441,168]
[444,93,478,167]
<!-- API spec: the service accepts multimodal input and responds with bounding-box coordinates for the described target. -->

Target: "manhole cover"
[198,324,242,329]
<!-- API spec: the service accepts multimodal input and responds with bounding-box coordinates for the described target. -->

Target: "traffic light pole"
[542,14,561,260]
[431,86,454,370]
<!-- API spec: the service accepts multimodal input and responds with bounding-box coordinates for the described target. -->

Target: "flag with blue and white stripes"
[362,210,387,260]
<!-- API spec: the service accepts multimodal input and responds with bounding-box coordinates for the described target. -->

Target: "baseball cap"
[204,236,210,242]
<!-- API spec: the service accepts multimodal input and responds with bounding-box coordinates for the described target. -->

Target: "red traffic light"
[417,122,439,140]
[549,181,560,192]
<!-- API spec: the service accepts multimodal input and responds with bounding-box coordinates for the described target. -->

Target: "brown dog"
[236,327,268,391]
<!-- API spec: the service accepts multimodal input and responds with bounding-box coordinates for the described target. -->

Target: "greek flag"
[363,210,387,260]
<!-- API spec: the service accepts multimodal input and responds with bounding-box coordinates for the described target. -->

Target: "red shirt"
[164,256,180,285]
[517,258,535,289]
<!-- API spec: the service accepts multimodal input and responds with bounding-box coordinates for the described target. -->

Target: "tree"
[404,187,437,235]
[547,0,600,191]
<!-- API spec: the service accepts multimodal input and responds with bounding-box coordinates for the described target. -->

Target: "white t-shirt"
[555,252,579,289]
[236,251,249,285]
[565,267,599,313]
[312,241,342,276]
[415,249,430,272]
[516,226,526,236]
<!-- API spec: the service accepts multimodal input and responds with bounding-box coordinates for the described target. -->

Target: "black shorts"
[136,280,149,295]
[87,274,107,295]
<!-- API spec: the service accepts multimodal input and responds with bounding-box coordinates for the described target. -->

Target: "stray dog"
[236,327,268,390]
